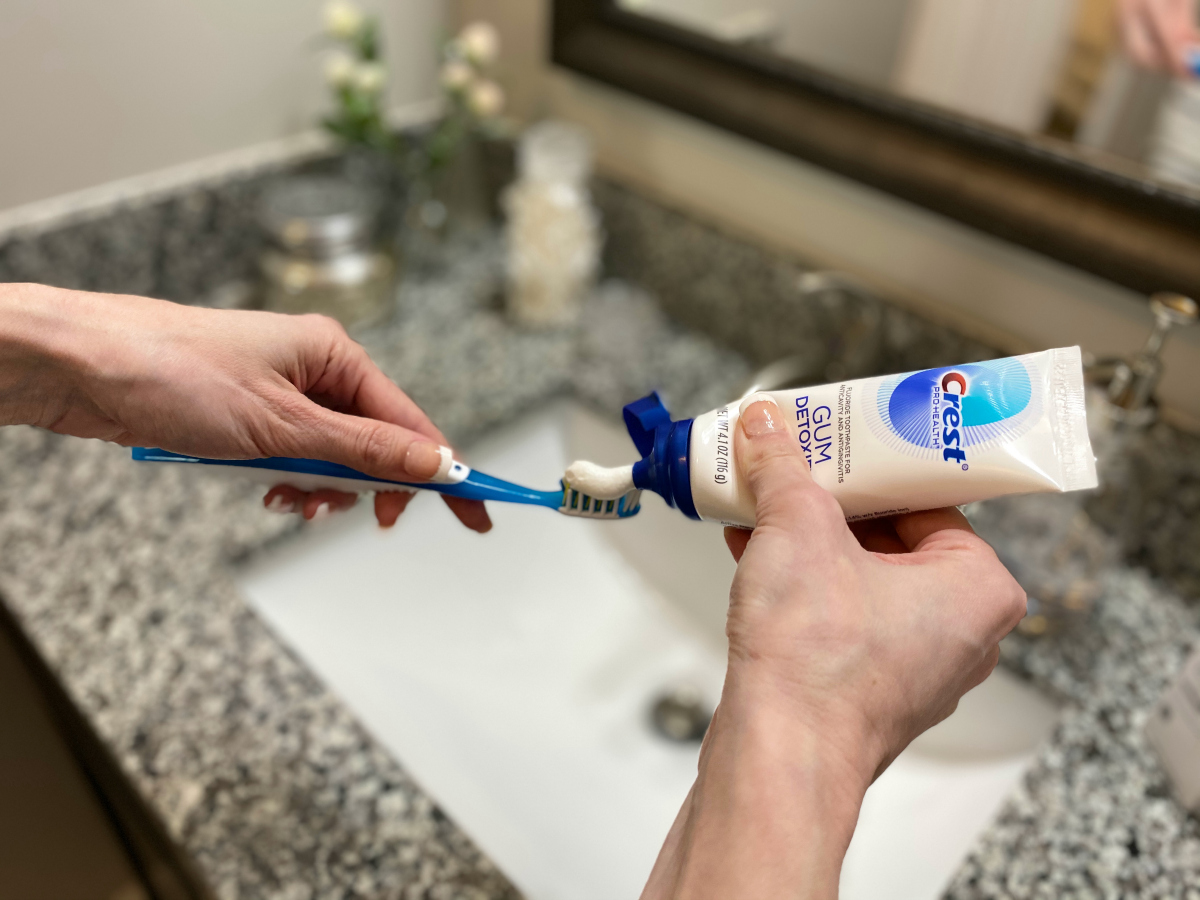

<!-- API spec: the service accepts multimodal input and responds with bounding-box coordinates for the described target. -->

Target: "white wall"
[0,0,443,212]
[893,0,1076,132]
[617,0,911,88]
[776,0,912,88]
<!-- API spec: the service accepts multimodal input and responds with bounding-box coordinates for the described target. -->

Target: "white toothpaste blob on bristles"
[564,461,636,498]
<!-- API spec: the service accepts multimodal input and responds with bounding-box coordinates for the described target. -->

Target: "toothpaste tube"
[623,346,1097,527]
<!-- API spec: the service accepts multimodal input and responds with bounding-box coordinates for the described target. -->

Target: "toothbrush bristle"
[558,479,641,519]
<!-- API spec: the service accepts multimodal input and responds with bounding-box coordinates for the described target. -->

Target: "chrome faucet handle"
[1105,292,1197,415]
[1146,292,1198,350]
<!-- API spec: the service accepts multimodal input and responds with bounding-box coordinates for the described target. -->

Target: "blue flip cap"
[623,392,698,520]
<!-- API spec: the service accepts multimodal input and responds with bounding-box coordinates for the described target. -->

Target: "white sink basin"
[236,403,1057,900]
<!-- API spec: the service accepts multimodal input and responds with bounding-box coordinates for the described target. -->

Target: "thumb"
[735,392,843,536]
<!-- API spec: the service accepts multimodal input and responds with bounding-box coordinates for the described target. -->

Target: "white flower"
[324,52,356,88]
[353,61,386,94]
[467,79,504,118]
[324,0,364,40]
[458,21,499,65]
[440,60,474,93]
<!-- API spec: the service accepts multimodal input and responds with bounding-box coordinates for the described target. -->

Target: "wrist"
[660,670,876,898]
[716,663,879,811]
[0,283,94,427]
[721,657,884,789]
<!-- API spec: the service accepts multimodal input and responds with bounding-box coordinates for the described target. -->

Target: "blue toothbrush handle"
[442,469,563,507]
[131,448,564,509]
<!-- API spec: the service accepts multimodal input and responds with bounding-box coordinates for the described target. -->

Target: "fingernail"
[266,495,294,514]
[404,442,444,479]
[739,392,780,436]
[310,502,332,522]
[738,392,779,416]
[404,443,462,483]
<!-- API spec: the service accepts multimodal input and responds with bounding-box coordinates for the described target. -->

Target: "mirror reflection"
[618,0,1200,193]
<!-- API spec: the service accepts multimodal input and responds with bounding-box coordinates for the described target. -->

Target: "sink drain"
[649,687,712,743]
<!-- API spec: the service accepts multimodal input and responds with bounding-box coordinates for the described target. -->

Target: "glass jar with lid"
[258,176,396,329]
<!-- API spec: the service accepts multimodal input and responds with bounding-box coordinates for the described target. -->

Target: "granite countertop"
[2,187,1199,897]
[952,494,1200,898]
[0,234,749,899]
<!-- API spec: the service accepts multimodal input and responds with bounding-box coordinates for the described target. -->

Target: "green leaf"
[358,17,380,61]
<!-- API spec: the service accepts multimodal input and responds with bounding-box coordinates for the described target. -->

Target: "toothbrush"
[131,448,643,520]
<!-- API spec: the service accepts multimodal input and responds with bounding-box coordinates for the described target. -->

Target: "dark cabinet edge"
[0,596,216,900]
[551,0,1200,299]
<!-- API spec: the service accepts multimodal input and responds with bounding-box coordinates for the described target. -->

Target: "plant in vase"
[321,0,396,154]
[256,1,401,328]
[317,0,415,241]
[413,21,511,232]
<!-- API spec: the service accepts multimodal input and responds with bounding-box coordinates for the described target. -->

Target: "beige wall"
[0,0,443,211]
[452,0,549,123]
[776,0,912,87]
[453,0,1200,426]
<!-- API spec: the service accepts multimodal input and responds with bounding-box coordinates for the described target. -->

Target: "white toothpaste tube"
[614,346,1097,527]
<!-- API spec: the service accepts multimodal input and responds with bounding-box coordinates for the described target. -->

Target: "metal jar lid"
[259,176,378,258]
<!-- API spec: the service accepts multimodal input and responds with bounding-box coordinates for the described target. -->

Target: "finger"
[1118,0,1158,67]
[1144,0,1190,74]
[264,484,307,515]
[891,506,976,552]
[302,489,357,521]
[374,490,417,528]
[724,526,751,562]
[276,392,457,484]
[848,517,909,554]
[734,393,845,542]
[441,495,492,533]
[300,323,450,443]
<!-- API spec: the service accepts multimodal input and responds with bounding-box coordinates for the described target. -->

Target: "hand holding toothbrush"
[0,283,491,532]
[640,395,1026,900]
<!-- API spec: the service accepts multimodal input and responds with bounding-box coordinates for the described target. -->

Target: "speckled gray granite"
[594,180,1000,381]
[3,170,1200,898]
[1083,422,1200,604]
[0,149,404,305]
[3,162,1197,599]
[0,232,748,900]
[951,494,1200,898]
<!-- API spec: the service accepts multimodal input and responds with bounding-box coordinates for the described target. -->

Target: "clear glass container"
[503,121,601,329]
[258,176,396,329]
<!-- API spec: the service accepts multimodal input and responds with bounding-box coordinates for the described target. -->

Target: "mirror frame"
[551,0,1200,299]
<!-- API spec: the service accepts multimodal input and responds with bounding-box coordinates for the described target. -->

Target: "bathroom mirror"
[552,0,1200,298]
